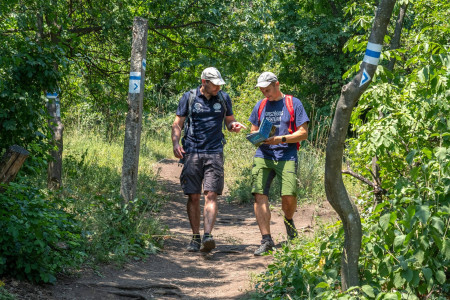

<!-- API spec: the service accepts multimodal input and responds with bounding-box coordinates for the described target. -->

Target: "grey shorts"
[180,153,224,195]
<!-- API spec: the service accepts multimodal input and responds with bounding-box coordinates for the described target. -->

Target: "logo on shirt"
[213,103,222,112]
[193,103,204,113]
[265,110,283,128]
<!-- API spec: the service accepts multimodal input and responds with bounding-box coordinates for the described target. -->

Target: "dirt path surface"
[6,159,336,299]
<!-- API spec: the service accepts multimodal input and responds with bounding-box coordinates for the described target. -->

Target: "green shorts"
[251,157,298,196]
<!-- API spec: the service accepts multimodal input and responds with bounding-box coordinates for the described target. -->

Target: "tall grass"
[58,128,168,264]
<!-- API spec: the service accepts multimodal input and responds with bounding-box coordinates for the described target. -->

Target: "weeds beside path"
[41,159,335,299]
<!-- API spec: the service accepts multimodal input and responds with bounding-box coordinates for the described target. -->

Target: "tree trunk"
[120,17,148,203]
[45,1,64,190]
[47,94,64,189]
[387,3,409,71]
[324,0,396,290]
[0,145,30,190]
[371,3,408,202]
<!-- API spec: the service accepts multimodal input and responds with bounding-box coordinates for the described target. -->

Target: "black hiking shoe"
[187,238,201,252]
[254,239,275,256]
[200,235,216,253]
[284,218,298,240]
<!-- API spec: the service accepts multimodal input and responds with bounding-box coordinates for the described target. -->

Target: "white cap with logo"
[201,67,226,85]
[255,72,278,88]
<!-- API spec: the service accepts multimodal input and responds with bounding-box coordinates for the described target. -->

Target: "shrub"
[0,183,85,283]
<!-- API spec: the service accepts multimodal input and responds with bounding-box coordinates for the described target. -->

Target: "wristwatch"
[281,136,287,143]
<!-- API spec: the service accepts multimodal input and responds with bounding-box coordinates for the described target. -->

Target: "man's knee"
[254,193,268,204]
[204,191,218,202]
[188,194,201,204]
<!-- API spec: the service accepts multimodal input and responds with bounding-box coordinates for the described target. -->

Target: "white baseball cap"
[255,72,278,88]
[201,67,226,85]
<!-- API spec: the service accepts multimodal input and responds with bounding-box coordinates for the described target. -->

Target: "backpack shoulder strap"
[284,95,300,150]
[185,89,196,135]
[217,91,228,131]
[217,90,228,116]
[257,98,269,123]
[285,95,294,124]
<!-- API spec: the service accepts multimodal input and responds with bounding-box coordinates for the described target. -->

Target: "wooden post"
[47,92,64,190]
[0,145,30,189]
[120,17,148,203]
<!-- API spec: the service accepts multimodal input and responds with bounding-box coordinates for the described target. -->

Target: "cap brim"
[210,78,226,85]
[255,81,271,88]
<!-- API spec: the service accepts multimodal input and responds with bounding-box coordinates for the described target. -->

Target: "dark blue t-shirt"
[248,96,309,161]
[176,86,233,154]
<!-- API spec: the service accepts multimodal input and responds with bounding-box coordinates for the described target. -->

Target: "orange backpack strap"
[285,95,300,150]
[257,98,269,123]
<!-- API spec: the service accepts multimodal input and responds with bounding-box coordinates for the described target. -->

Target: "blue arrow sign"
[359,68,371,87]
[129,72,141,93]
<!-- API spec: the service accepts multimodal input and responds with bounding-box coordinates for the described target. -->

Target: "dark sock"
[262,234,272,241]
[285,218,294,224]
[203,233,212,239]
[193,234,201,242]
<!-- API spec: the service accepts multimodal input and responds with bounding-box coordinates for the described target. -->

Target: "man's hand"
[263,136,282,145]
[173,143,185,159]
[229,121,247,133]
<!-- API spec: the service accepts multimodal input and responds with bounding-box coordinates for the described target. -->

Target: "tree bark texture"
[45,1,64,190]
[324,0,396,290]
[371,3,408,202]
[120,17,148,203]
[47,97,64,190]
[0,145,30,190]
[387,3,409,71]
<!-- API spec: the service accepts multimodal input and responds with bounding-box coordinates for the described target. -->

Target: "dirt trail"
[13,159,336,299]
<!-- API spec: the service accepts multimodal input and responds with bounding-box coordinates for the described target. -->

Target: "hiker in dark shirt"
[248,72,309,256]
[171,67,246,252]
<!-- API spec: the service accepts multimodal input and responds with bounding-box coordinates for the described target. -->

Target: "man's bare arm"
[172,115,186,158]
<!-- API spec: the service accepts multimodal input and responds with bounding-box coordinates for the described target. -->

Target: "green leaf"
[361,285,375,297]
[414,250,425,264]
[415,206,431,224]
[401,268,413,282]
[411,270,420,287]
[315,282,329,289]
[374,202,388,214]
[434,147,448,163]
[379,213,391,231]
[394,235,406,249]
[442,239,450,260]
[435,270,446,284]
[379,261,389,277]
[406,150,417,165]
[430,216,445,234]
[383,292,401,300]
[422,267,432,282]
[393,272,405,288]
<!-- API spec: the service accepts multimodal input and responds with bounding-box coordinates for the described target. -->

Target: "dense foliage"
[0,183,84,283]
[252,0,449,299]
[0,0,448,296]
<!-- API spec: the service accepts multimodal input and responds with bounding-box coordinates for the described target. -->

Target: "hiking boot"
[254,239,275,256]
[200,235,216,253]
[284,218,298,240]
[186,238,201,252]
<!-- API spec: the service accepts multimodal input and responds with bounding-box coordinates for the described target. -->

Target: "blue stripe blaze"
[130,76,141,80]
[365,49,381,58]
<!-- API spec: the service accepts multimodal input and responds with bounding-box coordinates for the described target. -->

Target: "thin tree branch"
[342,169,376,188]
[154,21,218,30]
